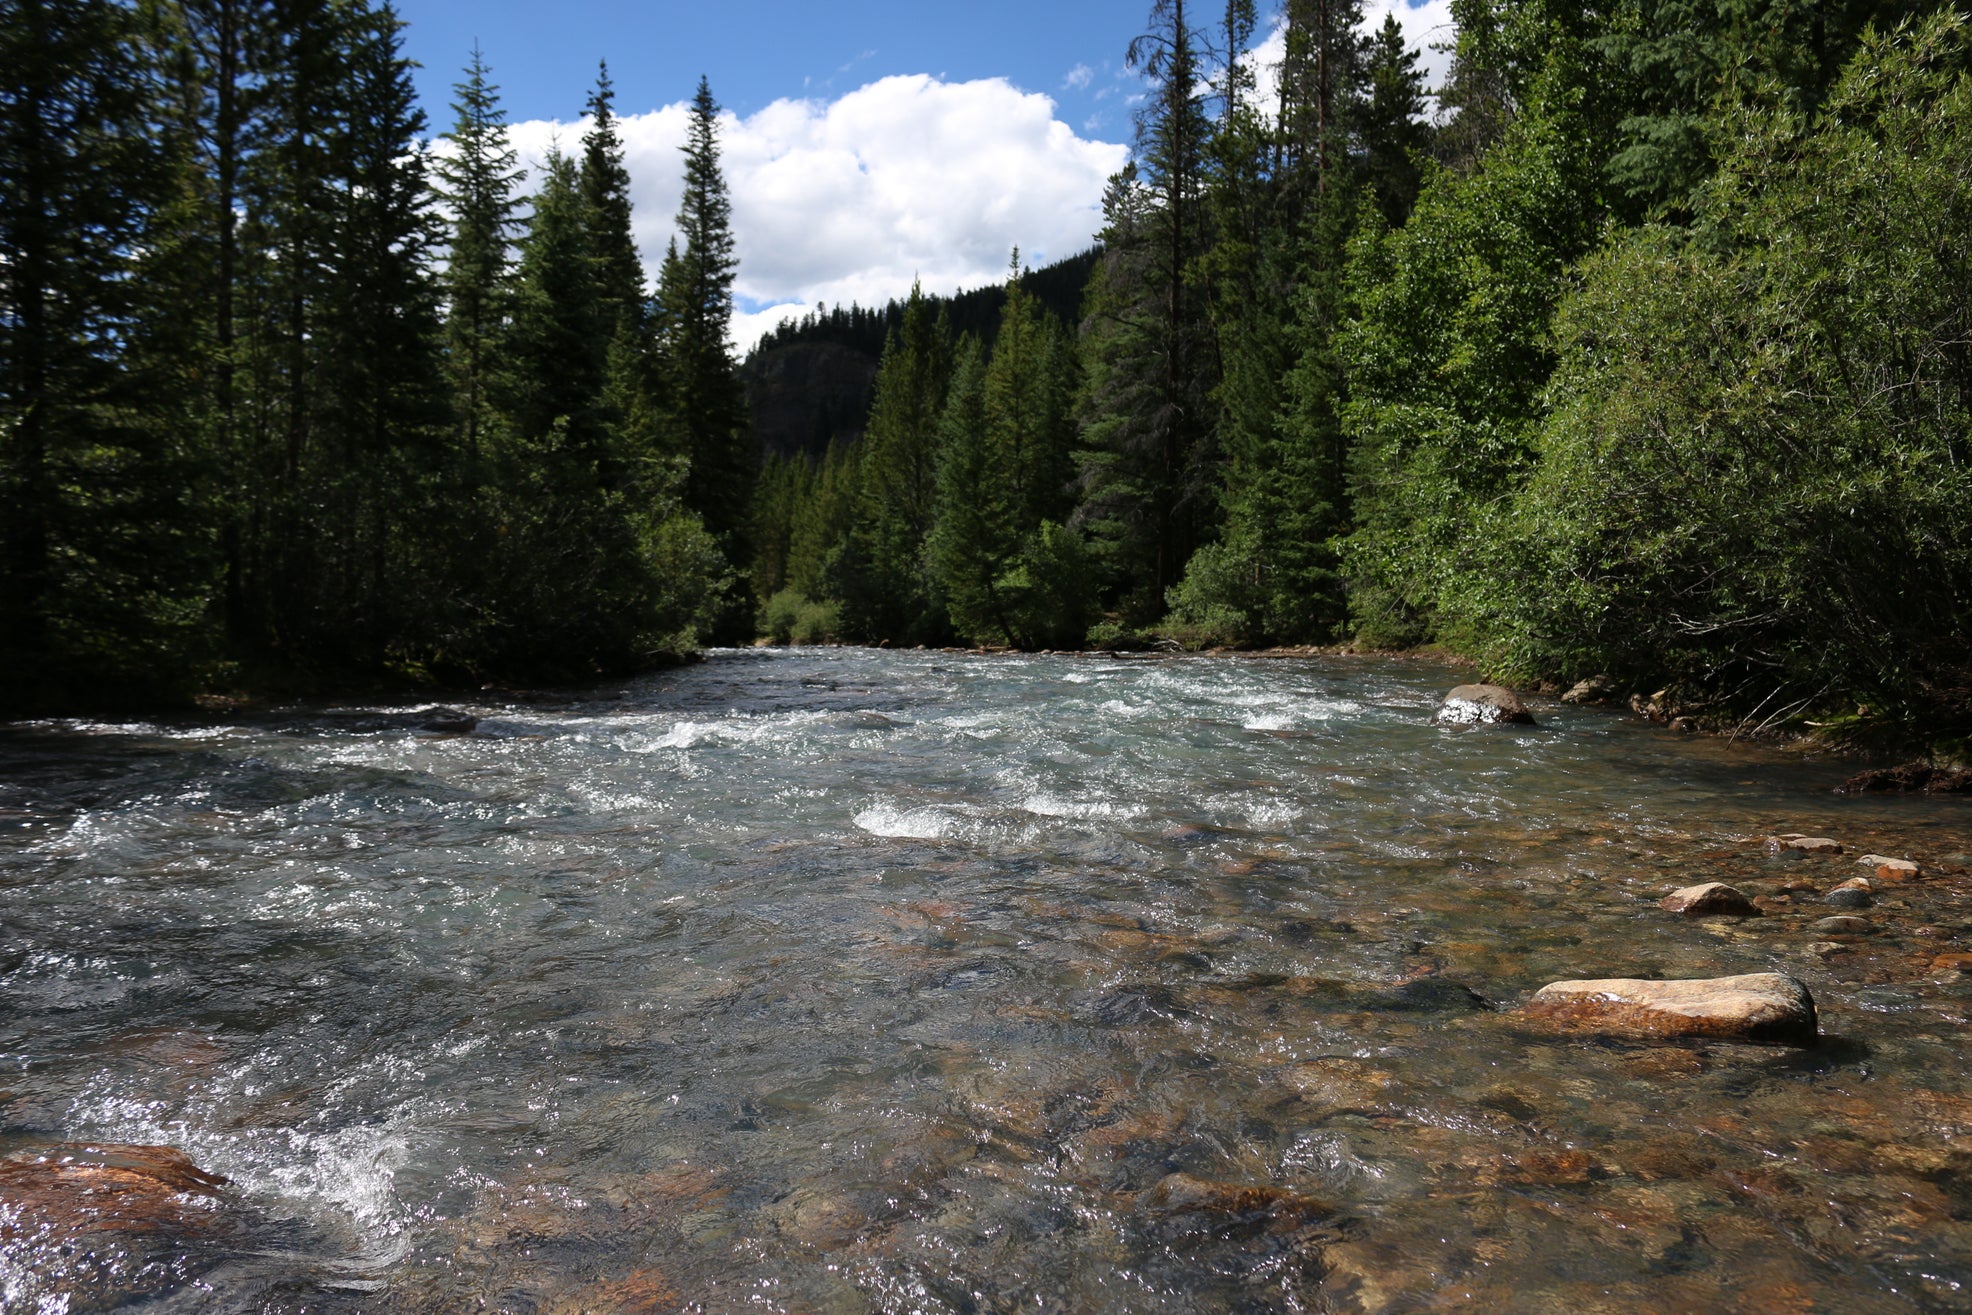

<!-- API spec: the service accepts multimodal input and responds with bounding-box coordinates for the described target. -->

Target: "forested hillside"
[5,0,1969,747]
[739,248,1098,462]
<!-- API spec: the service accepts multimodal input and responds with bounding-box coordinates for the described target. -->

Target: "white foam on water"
[1243,714,1298,731]
[854,802,963,840]
[1019,792,1146,823]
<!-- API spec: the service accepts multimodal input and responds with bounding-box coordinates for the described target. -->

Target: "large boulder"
[1520,972,1818,1045]
[1431,684,1537,727]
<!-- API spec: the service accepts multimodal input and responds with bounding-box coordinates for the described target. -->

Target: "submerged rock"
[1811,916,1875,935]
[1781,836,1844,855]
[1431,684,1537,728]
[1561,675,1618,705]
[419,707,478,734]
[1365,977,1494,1013]
[1142,1172,1332,1224]
[1521,972,1818,1045]
[1661,883,1760,918]
[0,1143,232,1266]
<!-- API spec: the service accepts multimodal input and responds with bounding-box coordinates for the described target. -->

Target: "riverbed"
[3,648,1971,1312]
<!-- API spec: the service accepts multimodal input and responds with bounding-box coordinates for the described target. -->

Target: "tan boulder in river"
[1521,972,1818,1045]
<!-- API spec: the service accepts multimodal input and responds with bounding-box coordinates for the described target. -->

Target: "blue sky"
[394,0,1165,138]
[397,1,1457,348]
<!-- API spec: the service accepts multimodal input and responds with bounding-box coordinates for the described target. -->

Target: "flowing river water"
[4,648,1972,1313]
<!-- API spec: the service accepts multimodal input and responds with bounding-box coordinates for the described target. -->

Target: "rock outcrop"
[1521,973,1818,1045]
[1432,684,1537,727]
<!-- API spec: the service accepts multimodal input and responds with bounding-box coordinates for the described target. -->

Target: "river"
[3,648,1971,1312]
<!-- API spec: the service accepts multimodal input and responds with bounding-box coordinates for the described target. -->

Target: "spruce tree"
[579,62,646,334]
[659,77,751,550]
[435,45,524,459]
[1078,0,1216,617]
[843,283,953,641]
[1357,12,1431,225]
[0,0,198,706]
[927,341,1012,643]
[313,0,446,661]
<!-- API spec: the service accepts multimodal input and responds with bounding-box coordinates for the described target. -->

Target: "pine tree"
[312,0,446,662]
[151,0,274,648]
[659,77,751,551]
[1357,12,1431,225]
[579,61,646,334]
[500,148,606,456]
[1277,0,1368,204]
[1,0,200,706]
[1078,0,1216,619]
[434,45,523,459]
[843,283,953,641]
[927,341,1011,643]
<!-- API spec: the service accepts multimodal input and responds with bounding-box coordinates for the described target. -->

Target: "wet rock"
[1810,915,1875,935]
[1521,972,1818,1045]
[1141,1172,1332,1225]
[1365,977,1493,1013]
[1561,675,1617,705]
[1277,1058,1400,1112]
[0,1143,231,1249]
[1781,836,1843,855]
[1460,1148,1599,1187]
[419,707,478,733]
[1661,882,1760,917]
[1838,761,1972,794]
[1930,953,1972,974]
[541,1270,682,1315]
[1431,684,1537,728]
[1807,941,1846,958]
[1823,877,1873,909]
[1859,854,1920,880]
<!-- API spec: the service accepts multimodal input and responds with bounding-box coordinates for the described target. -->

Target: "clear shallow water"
[3,648,1972,1312]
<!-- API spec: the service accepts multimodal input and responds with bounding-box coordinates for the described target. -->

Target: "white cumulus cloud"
[508,75,1129,352]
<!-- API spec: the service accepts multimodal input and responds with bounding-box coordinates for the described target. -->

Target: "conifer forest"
[6,0,1972,750]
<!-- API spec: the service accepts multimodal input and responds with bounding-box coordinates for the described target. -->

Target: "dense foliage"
[0,0,740,708]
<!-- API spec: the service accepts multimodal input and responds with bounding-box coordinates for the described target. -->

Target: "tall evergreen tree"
[579,61,645,334]
[842,283,953,641]
[659,77,751,551]
[1,0,199,705]
[1077,0,1216,618]
[927,341,1011,642]
[1357,12,1432,225]
[434,45,523,459]
[312,0,447,662]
